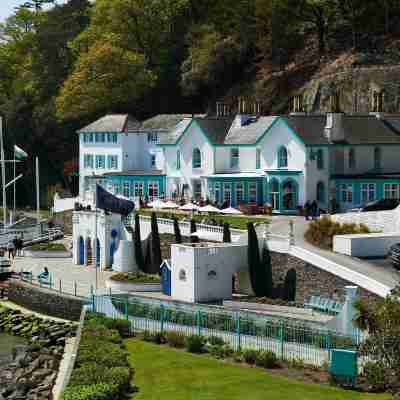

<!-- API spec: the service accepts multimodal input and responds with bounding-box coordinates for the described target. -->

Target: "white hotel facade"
[78,112,400,214]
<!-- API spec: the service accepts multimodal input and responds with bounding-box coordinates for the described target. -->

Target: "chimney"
[324,113,345,143]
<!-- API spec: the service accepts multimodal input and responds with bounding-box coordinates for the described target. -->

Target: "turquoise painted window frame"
[83,133,87,143]
[223,182,232,205]
[281,179,299,211]
[192,148,201,169]
[95,155,105,169]
[230,148,239,169]
[176,150,181,170]
[278,146,288,168]
[316,149,324,170]
[339,183,353,203]
[316,181,325,203]
[269,179,280,210]
[107,155,118,170]
[360,183,376,203]
[150,154,156,168]
[374,147,381,170]
[248,181,257,203]
[134,182,144,197]
[214,182,221,204]
[235,182,244,205]
[148,181,159,200]
[113,181,122,195]
[384,183,400,199]
[256,148,261,169]
[123,181,130,197]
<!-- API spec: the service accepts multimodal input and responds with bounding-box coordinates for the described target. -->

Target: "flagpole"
[0,117,6,231]
[94,183,98,292]
[36,157,40,226]
[13,146,16,216]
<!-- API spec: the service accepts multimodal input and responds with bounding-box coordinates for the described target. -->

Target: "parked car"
[362,199,400,212]
[388,243,400,271]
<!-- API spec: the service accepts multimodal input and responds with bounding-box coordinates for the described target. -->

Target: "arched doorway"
[270,179,280,211]
[78,236,84,265]
[85,237,92,266]
[110,241,116,266]
[282,180,297,211]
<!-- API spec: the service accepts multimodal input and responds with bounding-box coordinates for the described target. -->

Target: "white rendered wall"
[170,243,247,303]
[72,211,123,269]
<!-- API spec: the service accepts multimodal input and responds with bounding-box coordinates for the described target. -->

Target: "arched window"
[374,147,381,170]
[278,146,288,168]
[316,182,325,203]
[349,149,356,169]
[316,149,324,170]
[192,148,201,168]
[282,180,297,210]
[176,150,181,170]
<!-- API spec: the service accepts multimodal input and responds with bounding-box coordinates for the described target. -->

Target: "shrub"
[207,336,225,346]
[78,343,127,367]
[242,349,258,365]
[109,272,161,284]
[362,361,387,392]
[61,383,119,400]
[153,332,167,344]
[233,351,243,363]
[304,216,370,250]
[185,335,206,353]
[85,313,130,337]
[255,350,279,369]
[166,331,185,348]
[208,344,233,359]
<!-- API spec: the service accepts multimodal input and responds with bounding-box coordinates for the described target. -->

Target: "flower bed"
[24,242,71,258]
[107,272,162,292]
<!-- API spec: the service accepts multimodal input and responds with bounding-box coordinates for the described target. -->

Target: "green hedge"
[61,313,132,400]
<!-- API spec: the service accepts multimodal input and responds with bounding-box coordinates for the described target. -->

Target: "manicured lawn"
[125,340,391,400]
[138,209,269,230]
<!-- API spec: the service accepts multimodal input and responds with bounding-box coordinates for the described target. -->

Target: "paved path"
[266,216,399,291]
[12,255,114,297]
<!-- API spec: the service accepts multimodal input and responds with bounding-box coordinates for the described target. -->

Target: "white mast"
[36,157,40,225]
[0,117,7,231]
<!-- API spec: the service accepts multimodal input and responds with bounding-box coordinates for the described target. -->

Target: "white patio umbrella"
[220,207,243,215]
[179,203,200,211]
[161,200,179,209]
[198,205,221,213]
[148,199,164,209]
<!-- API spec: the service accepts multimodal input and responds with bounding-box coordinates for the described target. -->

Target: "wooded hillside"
[1,0,400,205]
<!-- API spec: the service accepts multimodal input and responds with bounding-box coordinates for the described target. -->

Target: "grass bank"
[125,339,391,400]
[138,209,268,230]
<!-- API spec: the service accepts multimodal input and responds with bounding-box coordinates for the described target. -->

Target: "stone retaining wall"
[270,252,378,303]
[7,280,84,321]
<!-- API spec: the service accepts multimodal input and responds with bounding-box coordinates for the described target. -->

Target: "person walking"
[304,201,311,220]
[7,240,15,259]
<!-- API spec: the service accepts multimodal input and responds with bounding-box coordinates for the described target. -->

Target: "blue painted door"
[110,241,116,266]
[161,264,171,296]
[96,239,100,268]
[79,237,84,265]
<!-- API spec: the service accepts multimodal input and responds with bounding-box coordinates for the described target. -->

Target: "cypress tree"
[173,218,182,243]
[190,219,198,243]
[150,212,162,274]
[134,213,144,271]
[223,222,231,243]
[247,222,264,296]
[261,243,273,298]
[284,269,297,302]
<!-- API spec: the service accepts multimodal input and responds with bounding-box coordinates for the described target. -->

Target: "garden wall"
[270,252,378,303]
[7,279,85,321]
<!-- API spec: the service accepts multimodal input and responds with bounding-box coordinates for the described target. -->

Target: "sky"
[0,0,67,22]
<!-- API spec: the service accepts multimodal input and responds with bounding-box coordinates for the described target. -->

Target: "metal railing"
[92,294,362,367]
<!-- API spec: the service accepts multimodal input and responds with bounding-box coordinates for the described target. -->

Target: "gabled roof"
[283,115,329,145]
[225,116,278,145]
[195,117,235,144]
[77,114,140,133]
[141,114,203,131]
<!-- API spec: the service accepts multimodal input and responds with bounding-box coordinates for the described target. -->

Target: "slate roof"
[77,114,140,133]
[283,115,329,145]
[194,117,235,144]
[225,116,278,144]
[103,170,165,176]
[141,114,203,130]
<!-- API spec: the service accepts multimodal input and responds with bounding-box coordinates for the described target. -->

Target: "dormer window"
[372,91,385,112]
[230,148,239,169]
[192,148,201,169]
[278,146,288,168]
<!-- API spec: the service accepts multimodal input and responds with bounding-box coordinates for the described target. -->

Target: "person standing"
[304,201,311,220]
[311,200,318,220]
[7,240,15,259]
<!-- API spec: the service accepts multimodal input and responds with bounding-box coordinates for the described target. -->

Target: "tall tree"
[247,222,266,296]
[261,243,273,298]
[173,217,182,244]
[223,222,231,243]
[150,212,162,274]
[134,213,144,271]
